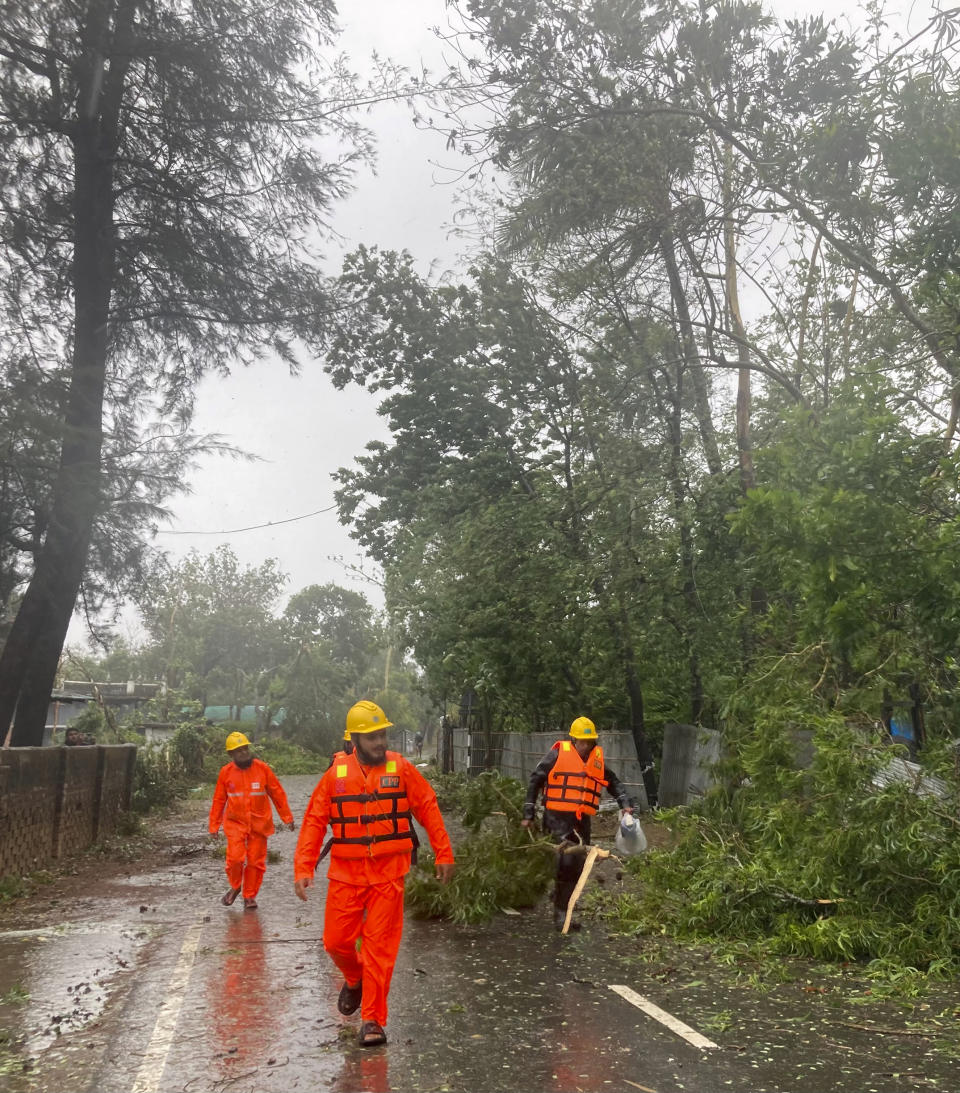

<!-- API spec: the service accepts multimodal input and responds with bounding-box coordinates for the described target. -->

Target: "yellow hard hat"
[225,731,251,751]
[569,716,597,740]
[346,700,393,735]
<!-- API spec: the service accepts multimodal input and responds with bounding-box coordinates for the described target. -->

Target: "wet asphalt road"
[0,772,958,1093]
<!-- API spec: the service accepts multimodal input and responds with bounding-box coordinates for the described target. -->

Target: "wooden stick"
[563,844,607,934]
[839,1022,933,1038]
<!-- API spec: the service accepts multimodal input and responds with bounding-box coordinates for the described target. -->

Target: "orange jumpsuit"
[209,758,293,899]
[294,750,454,1027]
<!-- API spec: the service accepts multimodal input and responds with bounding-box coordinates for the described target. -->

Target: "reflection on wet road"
[0,773,957,1093]
[0,922,152,1059]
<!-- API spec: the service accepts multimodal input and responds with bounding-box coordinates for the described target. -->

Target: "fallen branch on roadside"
[840,1022,933,1038]
[563,845,611,934]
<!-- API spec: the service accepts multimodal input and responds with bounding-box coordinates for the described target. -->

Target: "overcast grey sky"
[146,1,468,619]
[133,0,925,634]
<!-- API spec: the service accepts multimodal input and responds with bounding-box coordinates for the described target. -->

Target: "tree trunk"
[722,123,766,623]
[663,352,705,724]
[722,131,755,496]
[659,231,722,476]
[603,596,657,805]
[0,1,129,745]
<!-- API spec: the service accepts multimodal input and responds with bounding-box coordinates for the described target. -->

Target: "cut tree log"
[562,844,611,934]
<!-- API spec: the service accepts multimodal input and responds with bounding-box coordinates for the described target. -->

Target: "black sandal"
[221,885,241,906]
[337,980,362,1015]
[359,1021,386,1047]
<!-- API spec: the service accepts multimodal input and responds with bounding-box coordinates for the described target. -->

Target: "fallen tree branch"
[771,888,844,907]
[840,1022,933,1038]
[563,845,611,934]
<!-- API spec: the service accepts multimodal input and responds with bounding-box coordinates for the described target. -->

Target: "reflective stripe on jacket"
[544,740,607,817]
[328,751,415,859]
[208,758,293,837]
[294,753,454,885]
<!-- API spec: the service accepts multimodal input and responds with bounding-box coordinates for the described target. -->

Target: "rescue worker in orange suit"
[521,716,634,931]
[208,731,295,910]
[294,700,455,1048]
[327,724,354,769]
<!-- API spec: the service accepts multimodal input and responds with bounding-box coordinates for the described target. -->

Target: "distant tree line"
[67,546,432,758]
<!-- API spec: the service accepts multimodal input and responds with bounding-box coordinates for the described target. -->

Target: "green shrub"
[420,767,470,812]
[65,704,107,741]
[0,876,27,902]
[172,723,223,780]
[255,736,324,776]
[132,744,189,812]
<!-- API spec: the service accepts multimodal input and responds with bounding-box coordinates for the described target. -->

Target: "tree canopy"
[0,0,373,744]
[317,0,960,765]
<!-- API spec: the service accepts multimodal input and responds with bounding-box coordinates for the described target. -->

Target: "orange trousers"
[224,830,268,899]
[323,877,405,1026]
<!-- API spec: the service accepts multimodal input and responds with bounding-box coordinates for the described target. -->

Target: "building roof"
[58,680,165,702]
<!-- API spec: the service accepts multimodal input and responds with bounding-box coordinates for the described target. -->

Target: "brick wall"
[0,745,137,879]
[97,747,136,839]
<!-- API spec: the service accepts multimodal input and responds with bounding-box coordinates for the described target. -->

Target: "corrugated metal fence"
[447,721,955,812]
[450,729,650,809]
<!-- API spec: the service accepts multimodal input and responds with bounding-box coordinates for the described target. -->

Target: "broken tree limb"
[562,844,610,934]
[839,1022,934,1038]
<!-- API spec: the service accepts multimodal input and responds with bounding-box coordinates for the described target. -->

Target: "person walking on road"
[208,731,295,911]
[294,699,455,1048]
[521,716,634,931]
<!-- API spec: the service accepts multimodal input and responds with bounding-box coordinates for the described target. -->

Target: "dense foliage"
[325,1,960,968]
[407,769,556,923]
[0,0,375,744]
[323,1,960,761]
[599,690,960,973]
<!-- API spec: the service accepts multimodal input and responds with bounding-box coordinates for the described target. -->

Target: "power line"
[156,504,338,536]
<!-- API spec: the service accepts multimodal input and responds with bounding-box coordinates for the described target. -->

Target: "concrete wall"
[450,729,651,809]
[659,724,722,807]
[0,745,137,879]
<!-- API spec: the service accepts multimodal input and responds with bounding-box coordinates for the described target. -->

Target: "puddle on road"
[105,869,200,888]
[1,780,957,1093]
[0,920,153,1061]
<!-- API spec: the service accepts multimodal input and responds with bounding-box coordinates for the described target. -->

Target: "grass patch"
[0,878,27,903]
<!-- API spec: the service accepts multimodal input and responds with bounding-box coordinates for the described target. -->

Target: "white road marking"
[131,920,205,1093]
[609,984,719,1050]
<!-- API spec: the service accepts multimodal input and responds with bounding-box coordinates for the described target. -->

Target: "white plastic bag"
[614,812,647,856]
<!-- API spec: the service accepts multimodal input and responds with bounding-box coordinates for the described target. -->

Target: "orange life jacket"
[328,751,416,859]
[544,740,607,817]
